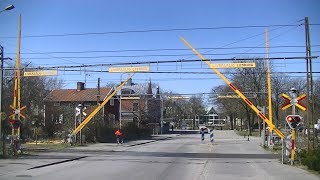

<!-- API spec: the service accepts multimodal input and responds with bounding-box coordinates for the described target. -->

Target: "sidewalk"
[0,135,174,177]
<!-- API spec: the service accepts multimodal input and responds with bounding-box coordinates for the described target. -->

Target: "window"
[84,102,91,107]
[54,102,60,107]
[110,98,114,106]
[133,102,139,111]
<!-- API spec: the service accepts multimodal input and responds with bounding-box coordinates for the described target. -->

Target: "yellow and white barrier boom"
[180,37,284,139]
[72,74,134,136]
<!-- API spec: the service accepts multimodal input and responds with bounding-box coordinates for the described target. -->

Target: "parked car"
[181,124,188,130]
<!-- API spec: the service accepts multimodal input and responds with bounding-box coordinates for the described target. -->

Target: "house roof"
[207,107,218,115]
[44,87,113,102]
[121,82,159,97]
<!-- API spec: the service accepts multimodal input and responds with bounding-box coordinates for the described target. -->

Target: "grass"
[235,130,260,137]
[18,140,75,154]
[22,142,71,151]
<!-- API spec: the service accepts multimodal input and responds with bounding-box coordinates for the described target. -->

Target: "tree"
[210,85,244,130]
[2,62,64,138]
[230,59,268,135]
[189,95,206,129]
[272,74,291,127]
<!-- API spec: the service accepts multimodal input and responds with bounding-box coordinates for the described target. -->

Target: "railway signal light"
[286,115,302,129]
[10,119,21,129]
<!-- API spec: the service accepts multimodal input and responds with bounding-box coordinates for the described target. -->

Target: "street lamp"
[0,4,15,158]
[0,5,15,13]
[78,103,83,145]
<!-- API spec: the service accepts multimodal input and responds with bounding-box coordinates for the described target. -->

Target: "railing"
[206,119,226,127]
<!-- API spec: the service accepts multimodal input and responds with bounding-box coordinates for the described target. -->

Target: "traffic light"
[10,119,22,129]
[286,115,302,129]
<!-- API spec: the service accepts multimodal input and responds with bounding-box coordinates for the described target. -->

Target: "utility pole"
[0,45,4,157]
[265,28,274,147]
[304,17,315,150]
[97,78,101,104]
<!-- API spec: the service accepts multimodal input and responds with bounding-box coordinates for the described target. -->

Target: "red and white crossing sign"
[281,93,306,111]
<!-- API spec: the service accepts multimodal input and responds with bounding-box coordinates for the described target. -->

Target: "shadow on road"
[104,151,280,159]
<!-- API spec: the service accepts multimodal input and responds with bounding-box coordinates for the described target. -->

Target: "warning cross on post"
[9,105,26,119]
[295,94,307,111]
[281,93,307,111]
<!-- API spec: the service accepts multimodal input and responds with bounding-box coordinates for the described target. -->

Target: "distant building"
[196,107,226,128]
[119,79,161,127]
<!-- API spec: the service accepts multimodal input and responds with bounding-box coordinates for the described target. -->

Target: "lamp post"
[78,103,83,145]
[0,4,15,158]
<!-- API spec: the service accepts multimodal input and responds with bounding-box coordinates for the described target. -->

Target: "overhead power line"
[15,56,317,70]
[6,45,320,55]
[19,51,320,59]
[0,24,303,39]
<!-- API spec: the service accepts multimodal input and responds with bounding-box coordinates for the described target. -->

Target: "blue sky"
[0,0,319,95]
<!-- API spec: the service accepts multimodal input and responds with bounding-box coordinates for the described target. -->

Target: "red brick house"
[43,82,120,130]
[43,79,161,136]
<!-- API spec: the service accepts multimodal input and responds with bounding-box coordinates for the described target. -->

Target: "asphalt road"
[2,130,319,180]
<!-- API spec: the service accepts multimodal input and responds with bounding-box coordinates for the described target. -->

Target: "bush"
[95,124,116,143]
[300,146,320,172]
[92,123,152,143]
[122,123,152,140]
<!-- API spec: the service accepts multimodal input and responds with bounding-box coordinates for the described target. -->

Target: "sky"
[0,0,319,96]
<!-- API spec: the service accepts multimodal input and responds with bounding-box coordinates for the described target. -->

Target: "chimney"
[77,82,85,91]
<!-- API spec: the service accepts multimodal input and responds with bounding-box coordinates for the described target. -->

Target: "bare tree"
[189,95,206,129]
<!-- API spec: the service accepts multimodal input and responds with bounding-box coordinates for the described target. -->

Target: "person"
[171,125,174,132]
[200,128,205,142]
[67,134,74,146]
[115,129,123,144]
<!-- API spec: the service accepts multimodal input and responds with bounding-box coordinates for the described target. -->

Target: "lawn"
[235,130,260,137]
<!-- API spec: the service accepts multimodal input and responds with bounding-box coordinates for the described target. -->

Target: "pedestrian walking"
[115,129,123,144]
[200,128,205,142]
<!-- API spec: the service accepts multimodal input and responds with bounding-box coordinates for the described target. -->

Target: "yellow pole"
[265,28,273,131]
[291,129,295,165]
[16,14,22,136]
[180,37,284,139]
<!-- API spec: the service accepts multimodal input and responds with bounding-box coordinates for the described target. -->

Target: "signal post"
[282,88,306,165]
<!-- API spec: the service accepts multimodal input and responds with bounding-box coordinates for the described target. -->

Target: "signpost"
[109,66,150,73]
[209,62,256,69]
[217,95,240,98]
[23,70,58,77]
[281,89,306,165]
